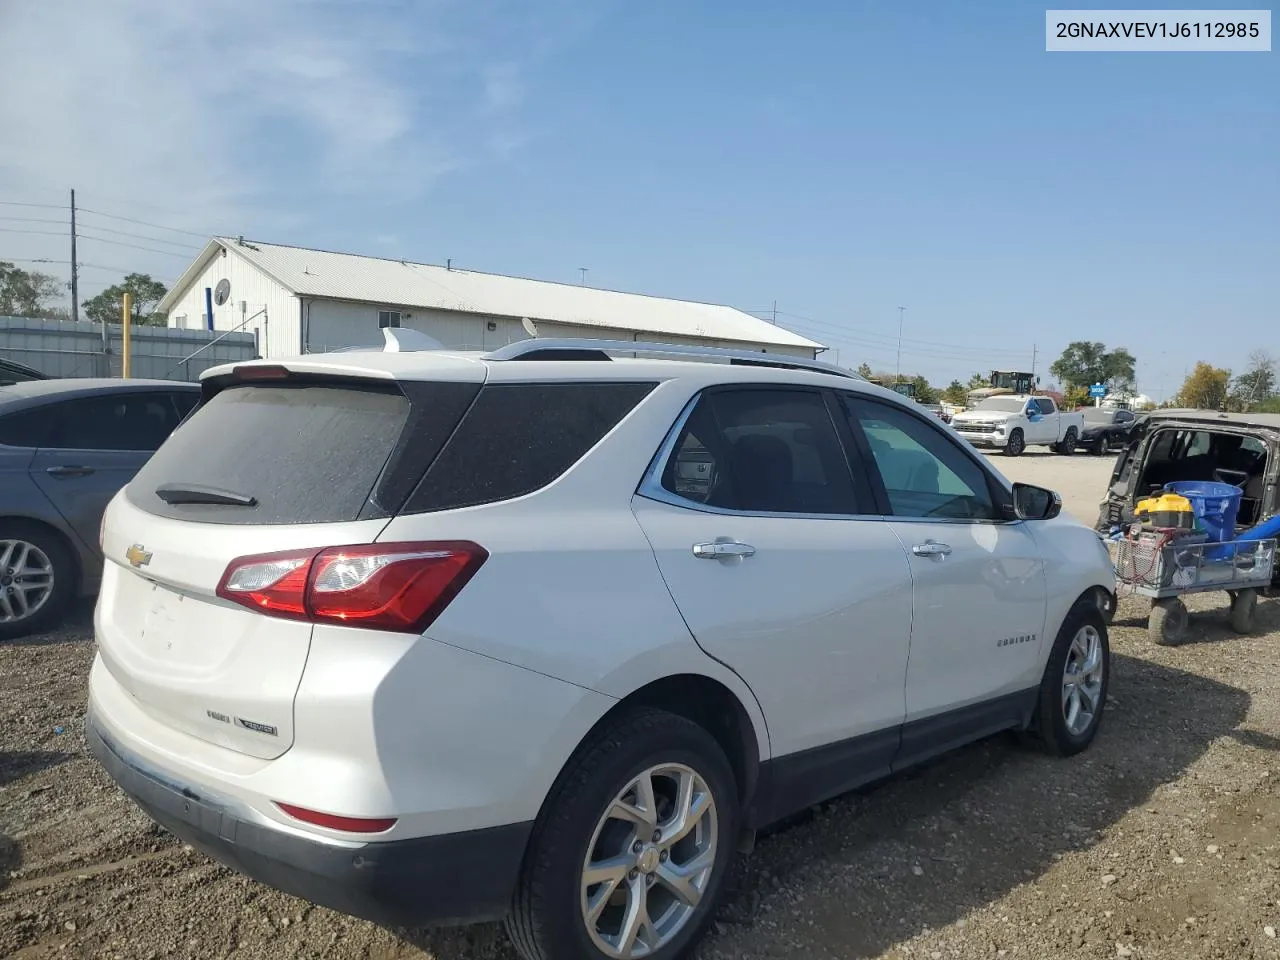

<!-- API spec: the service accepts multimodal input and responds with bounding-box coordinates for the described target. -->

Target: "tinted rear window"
[404,381,655,513]
[128,383,411,524]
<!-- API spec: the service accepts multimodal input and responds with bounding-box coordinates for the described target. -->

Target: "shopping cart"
[1109,531,1276,645]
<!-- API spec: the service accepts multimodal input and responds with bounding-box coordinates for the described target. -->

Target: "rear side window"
[51,392,187,452]
[659,388,864,515]
[0,405,57,448]
[128,383,411,524]
[404,382,655,513]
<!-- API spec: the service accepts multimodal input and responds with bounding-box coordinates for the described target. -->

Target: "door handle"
[693,539,757,560]
[912,540,953,559]
[45,465,95,478]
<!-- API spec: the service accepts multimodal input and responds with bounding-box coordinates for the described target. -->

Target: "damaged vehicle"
[1097,409,1279,537]
[1097,409,1280,629]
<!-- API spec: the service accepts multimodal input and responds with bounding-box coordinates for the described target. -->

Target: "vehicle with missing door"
[0,378,200,638]
[87,336,1115,960]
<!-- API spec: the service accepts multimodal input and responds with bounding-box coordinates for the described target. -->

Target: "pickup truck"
[951,394,1085,457]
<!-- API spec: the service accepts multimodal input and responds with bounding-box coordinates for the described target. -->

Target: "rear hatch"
[95,363,483,759]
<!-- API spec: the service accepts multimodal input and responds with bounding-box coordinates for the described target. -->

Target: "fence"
[0,316,258,382]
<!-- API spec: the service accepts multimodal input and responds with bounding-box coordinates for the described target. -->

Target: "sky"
[0,0,1275,399]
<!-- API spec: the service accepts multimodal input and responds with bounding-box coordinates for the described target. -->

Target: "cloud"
[0,0,600,294]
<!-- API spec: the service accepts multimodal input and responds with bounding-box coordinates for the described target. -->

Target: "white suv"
[87,337,1116,960]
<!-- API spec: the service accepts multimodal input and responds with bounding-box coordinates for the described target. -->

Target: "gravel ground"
[3,452,1279,960]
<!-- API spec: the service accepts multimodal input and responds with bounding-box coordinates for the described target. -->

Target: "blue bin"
[1163,481,1243,543]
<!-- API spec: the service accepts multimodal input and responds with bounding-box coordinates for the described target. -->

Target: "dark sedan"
[1,378,200,638]
[1077,406,1138,455]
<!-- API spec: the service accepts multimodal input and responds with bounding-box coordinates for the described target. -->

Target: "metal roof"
[159,238,822,352]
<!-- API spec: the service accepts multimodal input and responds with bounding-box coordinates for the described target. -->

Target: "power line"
[1,258,135,273]
[0,215,67,226]
[77,206,212,240]
[770,308,1030,356]
[0,227,68,238]
[0,200,68,210]
[71,223,203,251]
[775,316,1028,363]
[76,232,198,257]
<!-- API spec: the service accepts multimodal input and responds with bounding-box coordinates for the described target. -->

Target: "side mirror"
[1012,482,1062,520]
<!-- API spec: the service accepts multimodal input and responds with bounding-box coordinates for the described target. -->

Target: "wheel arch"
[0,513,84,592]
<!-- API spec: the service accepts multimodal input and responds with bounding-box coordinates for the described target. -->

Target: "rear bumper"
[85,712,531,928]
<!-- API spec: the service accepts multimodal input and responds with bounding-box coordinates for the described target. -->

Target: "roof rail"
[484,338,863,381]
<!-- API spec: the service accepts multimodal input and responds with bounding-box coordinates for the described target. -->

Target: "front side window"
[50,393,183,452]
[660,389,863,515]
[1036,398,1057,415]
[846,397,1000,521]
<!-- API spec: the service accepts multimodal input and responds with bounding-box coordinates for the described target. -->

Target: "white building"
[157,238,823,360]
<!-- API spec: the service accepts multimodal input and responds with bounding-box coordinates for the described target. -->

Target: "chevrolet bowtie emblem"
[125,544,153,568]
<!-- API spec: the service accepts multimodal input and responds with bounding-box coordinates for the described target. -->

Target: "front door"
[30,392,187,554]
[632,387,914,799]
[841,395,1049,765]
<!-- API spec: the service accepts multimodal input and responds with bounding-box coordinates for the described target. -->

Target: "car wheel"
[1056,428,1078,456]
[1148,597,1189,646]
[507,708,739,960]
[1004,429,1025,457]
[1229,588,1258,634]
[1022,599,1109,756]
[0,521,74,641]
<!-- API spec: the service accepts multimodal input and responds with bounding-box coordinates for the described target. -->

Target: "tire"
[1148,597,1189,646]
[507,708,739,960]
[1229,588,1258,634]
[1022,599,1110,757]
[0,521,75,641]
[1090,436,1106,456]
[1004,429,1025,457]
[1056,428,1078,456]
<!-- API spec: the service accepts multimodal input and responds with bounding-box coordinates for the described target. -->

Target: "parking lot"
[2,450,1278,960]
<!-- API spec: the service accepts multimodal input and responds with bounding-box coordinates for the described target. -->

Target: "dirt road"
[3,452,1279,960]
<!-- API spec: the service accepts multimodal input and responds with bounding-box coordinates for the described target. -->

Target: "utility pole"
[69,188,79,324]
[579,267,588,286]
[771,300,777,325]
[895,306,905,381]
[121,292,133,379]
[1031,343,1038,386]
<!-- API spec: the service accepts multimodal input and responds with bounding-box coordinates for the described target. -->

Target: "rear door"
[30,391,188,554]
[95,372,482,759]
[633,386,915,796]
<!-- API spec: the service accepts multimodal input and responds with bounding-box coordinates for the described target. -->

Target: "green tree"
[0,261,65,318]
[966,372,989,390]
[911,375,938,404]
[1102,347,1137,393]
[1177,362,1232,410]
[1230,349,1276,411]
[942,379,967,404]
[82,273,169,327]
[1050,341,1137,391]
[856,361,873,378]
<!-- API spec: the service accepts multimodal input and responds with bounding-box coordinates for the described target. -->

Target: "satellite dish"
[213,279,231,306]
[521,317,538,338]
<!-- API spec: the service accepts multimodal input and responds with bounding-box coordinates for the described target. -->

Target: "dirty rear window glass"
[127,383,409,524]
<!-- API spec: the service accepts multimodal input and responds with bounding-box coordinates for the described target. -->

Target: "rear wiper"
[154,483,258,507]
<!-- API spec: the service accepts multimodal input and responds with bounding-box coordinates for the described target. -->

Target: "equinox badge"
[125,544,153,569]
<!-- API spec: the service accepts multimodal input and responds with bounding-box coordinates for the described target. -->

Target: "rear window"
[128,383,412,525]
[403,381,656,513]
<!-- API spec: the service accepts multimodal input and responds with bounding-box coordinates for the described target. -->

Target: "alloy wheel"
[1061,624,1104,736]
[579,763,719,958]
[0,539,55,624]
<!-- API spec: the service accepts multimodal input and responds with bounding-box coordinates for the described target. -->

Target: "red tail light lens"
[216,541,487,632]
[275,802,397,834]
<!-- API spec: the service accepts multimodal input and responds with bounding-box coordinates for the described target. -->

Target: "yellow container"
[1136,493,1195,530]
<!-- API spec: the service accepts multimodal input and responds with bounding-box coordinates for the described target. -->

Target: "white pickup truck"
[951,394,1085,457]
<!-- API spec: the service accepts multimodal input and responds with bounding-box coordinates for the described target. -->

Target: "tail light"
[275,802,396,834]
[216,541,487,633]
